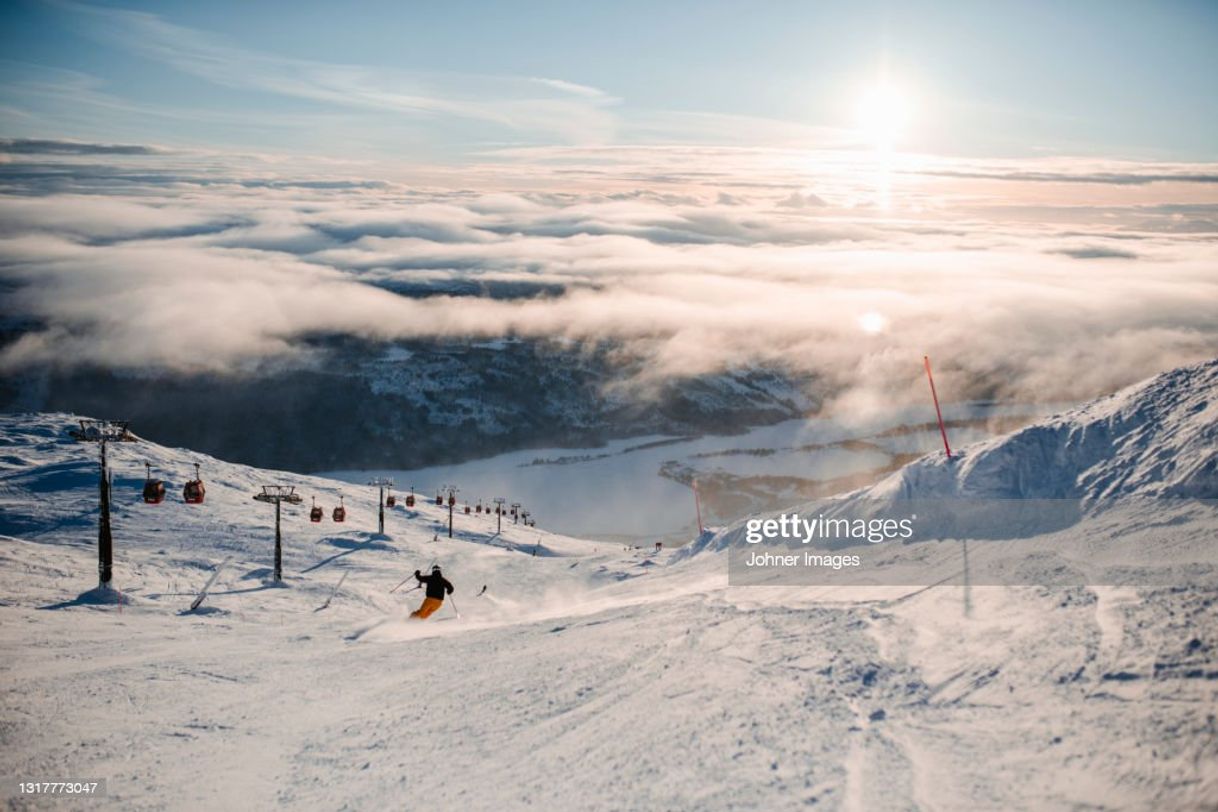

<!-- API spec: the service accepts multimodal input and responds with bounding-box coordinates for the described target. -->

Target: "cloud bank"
[1,144,1216,415]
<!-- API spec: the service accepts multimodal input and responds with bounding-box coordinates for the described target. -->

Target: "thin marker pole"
[693,479,704,535]
[923,355,952,459]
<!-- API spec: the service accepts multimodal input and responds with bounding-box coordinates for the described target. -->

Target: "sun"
[854,82,912,150]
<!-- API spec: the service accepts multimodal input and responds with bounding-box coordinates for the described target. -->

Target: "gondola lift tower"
[252,485,303,583]
[442,484,459,538]
[70,419,136,588]
[369,477,394,535]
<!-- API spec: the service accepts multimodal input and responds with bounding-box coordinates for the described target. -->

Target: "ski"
[319,571,348,610]
[189,557,230,612]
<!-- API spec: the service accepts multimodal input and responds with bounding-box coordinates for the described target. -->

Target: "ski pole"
[449,597,460,619]
[390,560,436,593]
[389,574,417,593]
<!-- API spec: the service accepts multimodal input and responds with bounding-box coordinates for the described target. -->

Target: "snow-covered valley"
[2,360,1217,810]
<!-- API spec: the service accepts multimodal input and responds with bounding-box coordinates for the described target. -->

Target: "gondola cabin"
[385,493,396,508]
[333,496,346,523]
[464,504,471,515]
[142,462,165,504]
[310,497,324,523]
[405,493,415,508]
[435,494,443,506]
[182,463,205,504]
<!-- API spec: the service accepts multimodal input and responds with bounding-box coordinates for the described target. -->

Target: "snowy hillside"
[2,361,1217,810]
[0,411,610,617]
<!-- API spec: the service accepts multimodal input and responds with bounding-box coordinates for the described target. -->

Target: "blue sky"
[2,0,1216,162]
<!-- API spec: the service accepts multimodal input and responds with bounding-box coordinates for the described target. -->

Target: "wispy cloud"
[908,166,1218,186]
[58,2,620,144]
[529,77,611,99]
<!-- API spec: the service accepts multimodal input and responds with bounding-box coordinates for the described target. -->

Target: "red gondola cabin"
[142,462,165,504]
[183,463,205,504]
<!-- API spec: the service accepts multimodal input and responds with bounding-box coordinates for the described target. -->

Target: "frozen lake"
[324,402,1052,543]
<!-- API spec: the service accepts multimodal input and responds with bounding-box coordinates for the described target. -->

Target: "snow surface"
[2,360,1217,810]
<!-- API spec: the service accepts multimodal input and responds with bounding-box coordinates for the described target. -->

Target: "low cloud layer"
[1,144,1216,415]
[0,138,167,156]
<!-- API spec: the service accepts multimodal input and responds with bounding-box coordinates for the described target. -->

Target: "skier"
[410,565,454,619]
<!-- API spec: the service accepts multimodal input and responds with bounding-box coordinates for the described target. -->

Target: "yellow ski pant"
[411,597,443,619]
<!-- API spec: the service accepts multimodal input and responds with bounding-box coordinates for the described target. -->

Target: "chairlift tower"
[253,485,303,583]
[369,477,394,535]
[70,419,135,587]
[492,497,507,534]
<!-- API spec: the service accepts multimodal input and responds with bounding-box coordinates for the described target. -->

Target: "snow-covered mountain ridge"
[870,357,1217,501]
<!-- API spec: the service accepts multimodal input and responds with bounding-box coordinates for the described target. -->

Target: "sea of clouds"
[2,139,1216,416]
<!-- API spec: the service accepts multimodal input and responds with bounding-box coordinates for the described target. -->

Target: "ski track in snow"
[3,359,1218,810]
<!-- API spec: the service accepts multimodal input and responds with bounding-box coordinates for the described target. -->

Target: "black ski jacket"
[414,571,454,600]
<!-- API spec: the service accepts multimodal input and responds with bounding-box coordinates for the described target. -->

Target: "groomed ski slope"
[2,360,1217,810]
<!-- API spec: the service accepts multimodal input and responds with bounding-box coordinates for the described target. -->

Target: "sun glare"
[855,82,912,150]
[858,311,888,335]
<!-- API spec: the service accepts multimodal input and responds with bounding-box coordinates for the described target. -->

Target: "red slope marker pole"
[923,355,953,459]
[693,479,704,535]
